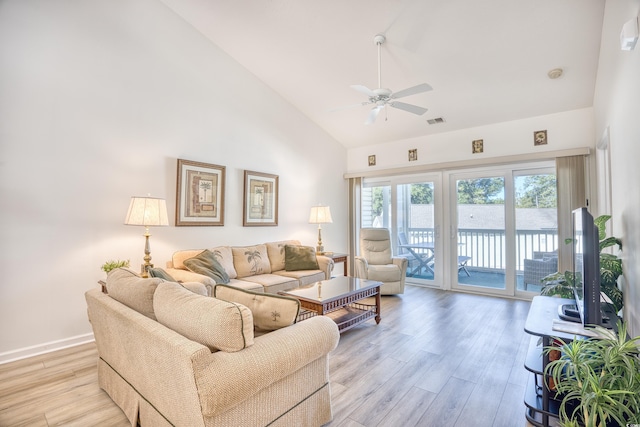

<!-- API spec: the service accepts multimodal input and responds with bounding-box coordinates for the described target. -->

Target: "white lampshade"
[124,196,169,227]
[309,205,333,224]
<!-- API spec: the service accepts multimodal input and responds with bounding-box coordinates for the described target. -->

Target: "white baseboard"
[0,333,95,365]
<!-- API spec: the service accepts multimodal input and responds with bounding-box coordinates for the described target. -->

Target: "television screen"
[572,207,601,326]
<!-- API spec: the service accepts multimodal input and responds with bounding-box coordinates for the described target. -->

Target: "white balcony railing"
[405,228,558,272]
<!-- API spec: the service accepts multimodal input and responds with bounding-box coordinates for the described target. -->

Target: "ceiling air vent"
[427,117,446,125]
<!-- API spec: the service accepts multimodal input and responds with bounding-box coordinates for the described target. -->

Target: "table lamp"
[124,196,169,277]
[308,205,333,254]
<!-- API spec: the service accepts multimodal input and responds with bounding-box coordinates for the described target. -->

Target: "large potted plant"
[541,215,623,314]
[544,322,640,427]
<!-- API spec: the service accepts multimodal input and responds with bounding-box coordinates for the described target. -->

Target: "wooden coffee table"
[279,276,381,333]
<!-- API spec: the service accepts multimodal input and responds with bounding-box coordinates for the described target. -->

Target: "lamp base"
[316,245,325,255]
[141,263,154,278]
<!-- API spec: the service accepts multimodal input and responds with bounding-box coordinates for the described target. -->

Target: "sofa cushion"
[265,240,300,272]
[147,267,176,282]
[241,274,299,294]
[153,282,254,352]
[285,245,319,271]
[183,249,230,284]
[171,249,204,270]
[232,245,271,278]
[172,246,237,279]
[106,267,163,320]
[208,246,237,279]
[276,269,325,286]
[214,285,300,332]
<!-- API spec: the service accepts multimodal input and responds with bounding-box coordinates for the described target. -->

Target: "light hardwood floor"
[0,285,533,427]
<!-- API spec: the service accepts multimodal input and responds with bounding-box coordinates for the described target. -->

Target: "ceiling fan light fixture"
[547,68,563,79]
[332,34,432,124]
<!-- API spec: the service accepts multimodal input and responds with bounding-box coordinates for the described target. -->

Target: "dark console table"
[523,296,590,427]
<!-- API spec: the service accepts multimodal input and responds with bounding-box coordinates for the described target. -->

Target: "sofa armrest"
[316,255,334,279]
[181,281,208,296]
[354,256,368,279]
[193,315,340,416]
[165,268,216,296]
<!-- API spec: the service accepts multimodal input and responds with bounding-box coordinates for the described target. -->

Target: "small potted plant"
[101,259,130,274]
[544,322,640,427]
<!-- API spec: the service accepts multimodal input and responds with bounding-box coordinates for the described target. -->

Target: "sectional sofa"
[86,267,340,426]
[164,240,334,295]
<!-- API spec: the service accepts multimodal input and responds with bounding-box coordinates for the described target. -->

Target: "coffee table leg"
[375,286,381,324]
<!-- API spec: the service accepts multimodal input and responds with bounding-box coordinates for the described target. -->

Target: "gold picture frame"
[243,170,278,227]
[368,155,376,166]
[472,139,484,154]
[534,130,548,146]
[176,159,225,226]
[408,149,418,161]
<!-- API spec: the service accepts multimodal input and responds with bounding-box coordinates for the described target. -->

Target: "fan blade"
[390,101,428,115]
[365,106,384,125]
[391,83,432,99]
[350,84,377,97]
[329,101,370,112]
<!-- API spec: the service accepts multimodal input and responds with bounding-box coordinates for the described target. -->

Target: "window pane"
[516,173,558,292]
[362,183,391,228]
[456,177,506,290]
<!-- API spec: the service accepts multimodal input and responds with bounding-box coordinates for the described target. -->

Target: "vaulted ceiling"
[161,0,605,149]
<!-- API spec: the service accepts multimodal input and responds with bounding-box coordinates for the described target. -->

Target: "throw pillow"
[285,245,319,271]
[214,284,300,332]
[232,245,271,278]
[154,281,254,352]
[265,240,300,272]
[147,267,176,282]
[183,249,230,284]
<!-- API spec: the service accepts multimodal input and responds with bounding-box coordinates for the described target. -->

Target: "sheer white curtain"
[556,155,586,272]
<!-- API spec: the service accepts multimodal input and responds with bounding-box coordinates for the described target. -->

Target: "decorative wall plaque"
[472,139,484,154]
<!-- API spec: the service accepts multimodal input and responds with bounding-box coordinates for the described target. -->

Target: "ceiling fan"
[337,34,432,125]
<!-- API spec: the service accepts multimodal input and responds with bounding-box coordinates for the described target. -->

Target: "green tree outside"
[515,174,557,208]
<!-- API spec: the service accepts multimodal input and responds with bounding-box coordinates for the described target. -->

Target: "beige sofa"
[165,240,334,295]
[86,268,340,427]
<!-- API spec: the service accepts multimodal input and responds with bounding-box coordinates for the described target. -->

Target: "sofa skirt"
[98,356,333,427]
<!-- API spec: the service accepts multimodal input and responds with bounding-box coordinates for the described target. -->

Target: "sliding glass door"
[396,177,441,286]
[361,175,441,286]
[451,173,508,294]
[360,162,557,298]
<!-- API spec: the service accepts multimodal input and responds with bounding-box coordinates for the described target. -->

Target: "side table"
[323,252,348,276]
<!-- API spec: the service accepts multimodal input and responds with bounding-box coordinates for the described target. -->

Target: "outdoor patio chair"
[397,232,428,272]
[523,252,557,289]
[458,256,472,276]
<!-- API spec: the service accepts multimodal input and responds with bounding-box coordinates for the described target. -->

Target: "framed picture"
[243,170,278,226]
[472,139,484,154]
[408,149,418,162]
[176,159,225,226]
[534,130,548,146]
[368,155,376,166]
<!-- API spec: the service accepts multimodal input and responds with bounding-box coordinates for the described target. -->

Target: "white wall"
[0,0,347,360]
[347,108,595,173]
[594,0,640,337]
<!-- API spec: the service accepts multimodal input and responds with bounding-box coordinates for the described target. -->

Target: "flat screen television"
[558,208,606,326]
[572,207,602,326]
